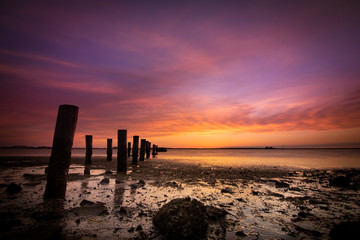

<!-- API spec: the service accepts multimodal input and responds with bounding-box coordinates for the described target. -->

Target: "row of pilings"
[44,104,161,199]
[84,132,159,172]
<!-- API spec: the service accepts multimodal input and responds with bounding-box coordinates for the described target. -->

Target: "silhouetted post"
[128,142,131,157]
[44,104,78,199]
[152,144,156,156]
[85,135,92,164]
[140,139,146,161]
[107,139,112,161]
[146,141,151,159]
[117,130,127,172]
[132,136,139,165]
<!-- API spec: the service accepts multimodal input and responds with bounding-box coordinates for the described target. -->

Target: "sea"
[1,148,359,169]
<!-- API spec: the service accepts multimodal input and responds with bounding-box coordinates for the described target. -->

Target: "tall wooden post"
[117,130,127,173]
[132,136,139,165]
[85,135,92,164]
[139,139,146,161]
[44,104,78,199]
[107,138,112,161]
[128,142,131,157]
[146,141,151,159]
[152,144,156,156]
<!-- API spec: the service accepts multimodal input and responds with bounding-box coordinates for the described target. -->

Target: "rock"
[153,197,208,239]
[236,198,246,203]
[329,176,351,188]
[80,199,95,206]
[329,221,360,240]
[136,225,143,231]
[99,178,110,184]
[128,226,135,232]
[221,187,234,194]
[130,180,146,189]
[6,183,22,194]
[295,225,322,238]
[71,202,108,216]
[206,206,228,220]
[165,181,180,188]
[235,230,247,237]
[274,180,290,188]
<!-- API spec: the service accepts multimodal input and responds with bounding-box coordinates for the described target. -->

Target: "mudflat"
[0,156,359,239]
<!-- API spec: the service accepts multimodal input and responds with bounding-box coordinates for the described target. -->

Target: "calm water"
[1,148,359,169]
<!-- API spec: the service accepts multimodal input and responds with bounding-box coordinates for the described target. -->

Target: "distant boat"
[157,147,167,152]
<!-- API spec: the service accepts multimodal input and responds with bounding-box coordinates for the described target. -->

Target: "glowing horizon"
[0,1,359,148]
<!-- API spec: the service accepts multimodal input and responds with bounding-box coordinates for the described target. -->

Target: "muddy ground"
[0,156,360,239]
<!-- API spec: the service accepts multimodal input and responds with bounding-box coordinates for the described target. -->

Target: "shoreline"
[1,156,360,239]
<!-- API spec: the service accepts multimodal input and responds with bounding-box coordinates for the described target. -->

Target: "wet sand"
[0,156,360,239]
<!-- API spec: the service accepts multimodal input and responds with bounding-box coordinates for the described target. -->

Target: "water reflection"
[84,164,91,175]
[156,149,360,169]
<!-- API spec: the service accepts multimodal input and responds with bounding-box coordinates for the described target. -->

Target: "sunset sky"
[0,0,359,148]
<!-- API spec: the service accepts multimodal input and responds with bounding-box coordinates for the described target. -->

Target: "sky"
[0,0,359,148]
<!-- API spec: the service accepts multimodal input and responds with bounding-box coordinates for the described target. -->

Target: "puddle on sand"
[1,164,360,239]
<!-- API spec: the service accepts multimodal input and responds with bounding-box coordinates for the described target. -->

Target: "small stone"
[80,199,95,206]
[100,178,110,184]
[221,187,234,194]
[235,230,247,237]
[128,227,135,232]
[135,225,143,231]
[6,183,22,194]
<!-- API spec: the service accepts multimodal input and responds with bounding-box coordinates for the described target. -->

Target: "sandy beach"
[1,155,360,239]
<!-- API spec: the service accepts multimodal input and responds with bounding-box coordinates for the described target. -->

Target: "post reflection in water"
[84,164,91,175]
[114,179,125,209]
[105,161,112,174]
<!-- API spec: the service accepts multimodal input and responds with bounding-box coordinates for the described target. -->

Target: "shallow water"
[1,148,359,169]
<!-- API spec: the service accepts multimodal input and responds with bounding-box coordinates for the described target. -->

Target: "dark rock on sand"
[71,201,108,216]
[6,182,22,194]
[274,180,290,188]
[130,180,146,189]
[329,221,360,240]
[80,199,96,206]
[206,206,229,220]
[99,177,110,184]
[329,176,351,188]
[235,230,247,237]
[221,187,234,194]
[153,197,208,239]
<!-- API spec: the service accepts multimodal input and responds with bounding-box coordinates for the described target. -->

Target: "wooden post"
[44,104,78,199]
[117,130,127,173]
[139,139,146,161]
[132,136,139,165]
[127,142,131,157]
[146,141,151,159]
[152,144,156,156]
[107,138,112,161]
[85,135,92,164]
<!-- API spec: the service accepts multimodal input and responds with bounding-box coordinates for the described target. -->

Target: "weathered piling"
[140,139,146,161]
[132,136,139,165]
[128,142,131,157]
[85,135,92,164]
[146,141,151,159]
[106,139,112,161]
[117,130,127,172]
[152,144,156,156]
[44,104,78,199]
